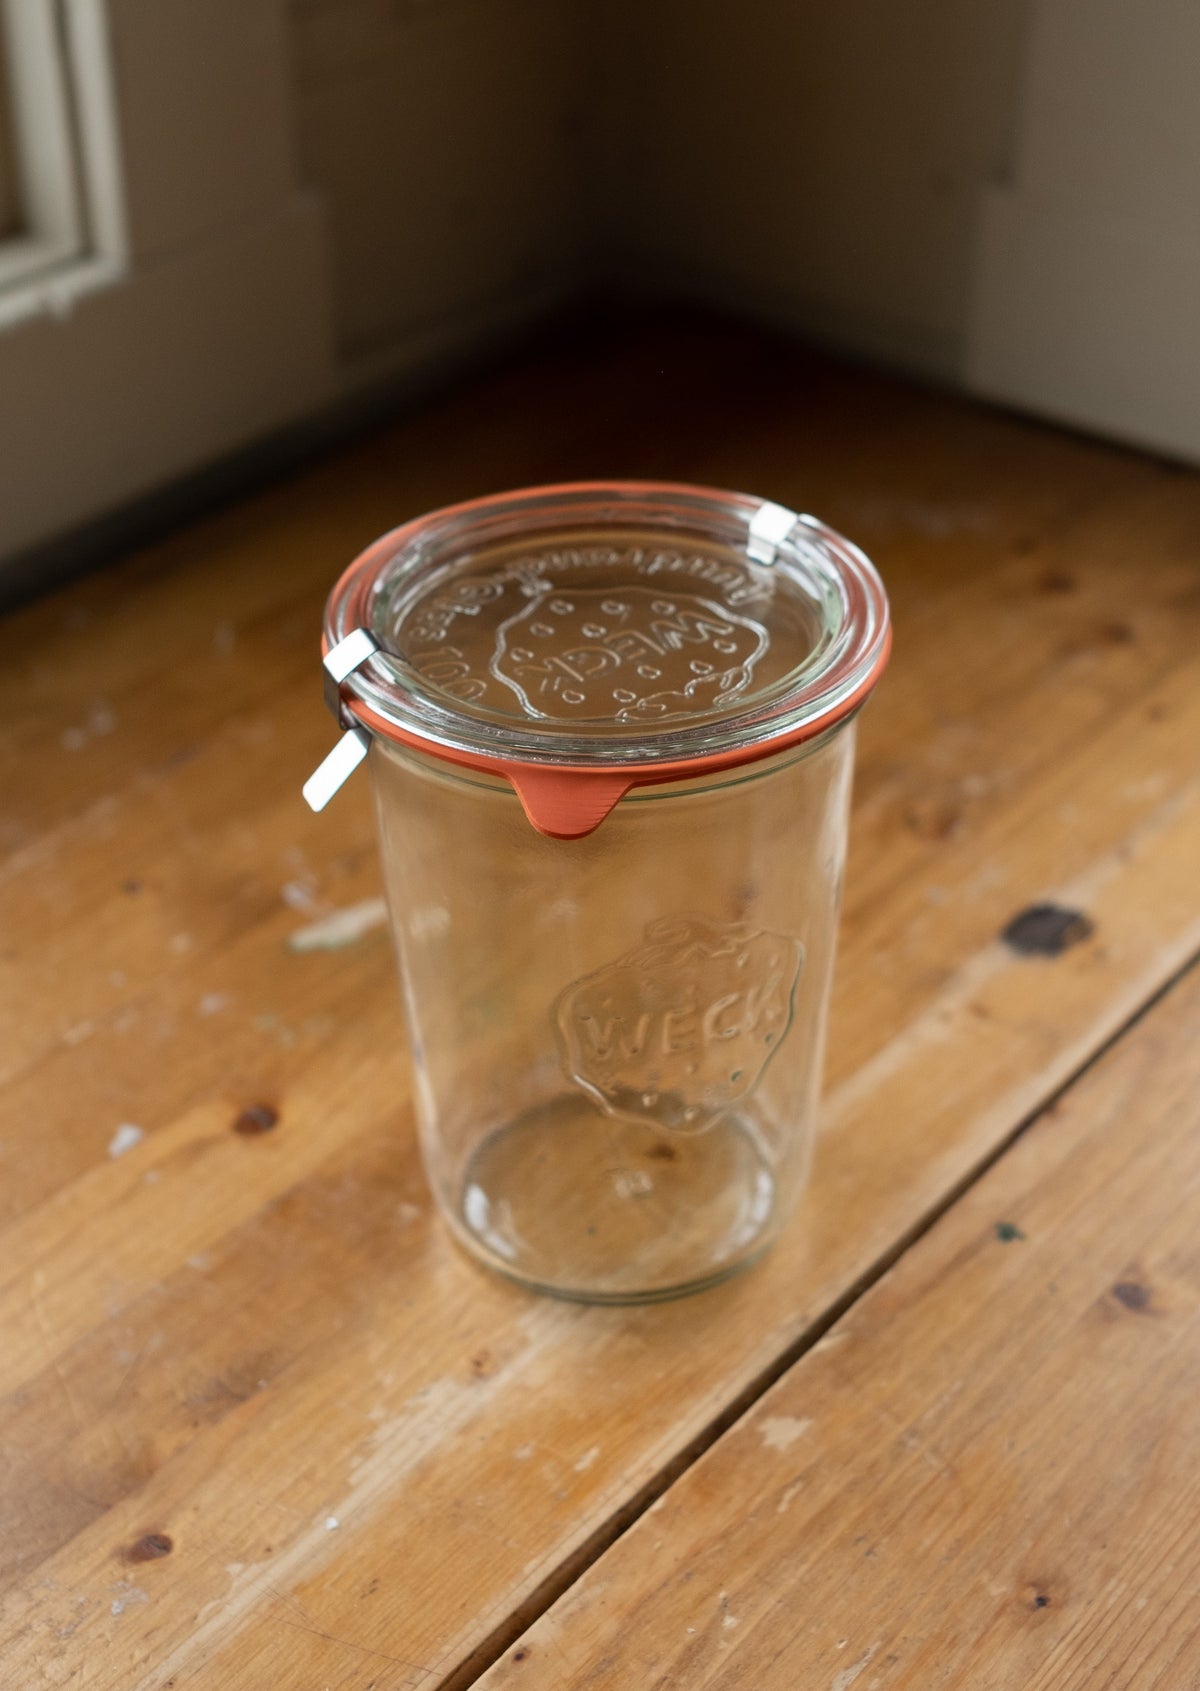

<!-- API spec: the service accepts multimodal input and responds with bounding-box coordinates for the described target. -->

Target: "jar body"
[370,722,855,1302]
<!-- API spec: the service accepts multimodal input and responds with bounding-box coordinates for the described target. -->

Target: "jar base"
[450,1093,780,1303]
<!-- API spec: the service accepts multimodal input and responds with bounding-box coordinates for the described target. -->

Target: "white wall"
[968,0,1200,458]
[588,0,1032,380]
[3,0,1200,577]
[592,0,1200,462]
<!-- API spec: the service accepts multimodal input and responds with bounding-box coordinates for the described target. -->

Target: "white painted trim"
[0,230,79,291]
[0,0,127,315]
[1,0,83,256]
[61,0,128,264]
[0,251,123,330]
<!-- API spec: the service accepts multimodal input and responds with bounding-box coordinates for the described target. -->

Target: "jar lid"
[304,481,890,837]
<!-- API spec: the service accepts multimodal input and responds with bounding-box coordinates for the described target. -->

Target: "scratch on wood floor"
[831,1640,880,1691]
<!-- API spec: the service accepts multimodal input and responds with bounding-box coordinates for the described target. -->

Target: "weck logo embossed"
[491,587,768,722]
[554,917,804,1133]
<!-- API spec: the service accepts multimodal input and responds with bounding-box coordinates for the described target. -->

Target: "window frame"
[0,0,126,329]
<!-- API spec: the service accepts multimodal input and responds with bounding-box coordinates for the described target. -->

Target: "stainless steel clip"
[303,628,380,812]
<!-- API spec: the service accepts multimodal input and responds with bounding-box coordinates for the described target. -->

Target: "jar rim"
[320,481,890,837]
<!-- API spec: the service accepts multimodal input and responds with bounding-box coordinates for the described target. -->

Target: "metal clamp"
[746,500,799,566]
[322,626,379,724]
[303,627,380,812]
[303,726,370,812]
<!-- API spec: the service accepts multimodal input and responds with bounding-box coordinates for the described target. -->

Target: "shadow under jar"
[305,482,890,1303]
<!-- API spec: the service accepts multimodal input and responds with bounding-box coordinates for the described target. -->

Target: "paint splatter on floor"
[107,1124,145,1159]
[288,898,388,953]
[760,1415,813,1452]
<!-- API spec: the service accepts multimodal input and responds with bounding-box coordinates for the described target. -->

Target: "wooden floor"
[3,313,1200,1689]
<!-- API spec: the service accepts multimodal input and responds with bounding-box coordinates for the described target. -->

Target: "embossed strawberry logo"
[492,587,767,721]
[555,917,804,1134]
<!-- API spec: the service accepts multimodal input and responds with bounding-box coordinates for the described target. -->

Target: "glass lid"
[323,482,890,772]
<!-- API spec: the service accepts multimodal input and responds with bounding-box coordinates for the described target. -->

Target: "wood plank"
[2,318,1200,1686]
[470,959,1200,1691]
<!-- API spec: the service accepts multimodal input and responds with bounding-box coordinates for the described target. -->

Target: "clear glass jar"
[306,483,890,1302]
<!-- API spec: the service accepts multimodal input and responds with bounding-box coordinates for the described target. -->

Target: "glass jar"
[305,483,890,1302]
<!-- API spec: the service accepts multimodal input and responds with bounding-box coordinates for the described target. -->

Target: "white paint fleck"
[169,932,193,956]
[186,1253,212,1272]
[831,1641,880,1691]
[760,1415,813,1452]
[723,1614,739,1629]
[109,1583,148,1618]
[107,1123,144,1159]
[394,1202,422,1227]
[142,1170,160,1185]
[89,704,116,737]
[281,880,320,912]
[60,726,88,752]
[109,970,127,988]
[198,991,232,1017]
[574,1446,600,1473]
[514,1444,534,1461]
[288,897,388,953]
[113,1009,139,1034]
[324,1516,339,1532]
[63,1020,95,1046]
